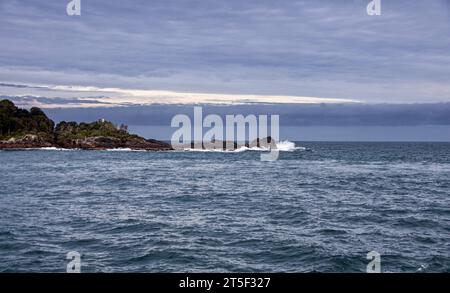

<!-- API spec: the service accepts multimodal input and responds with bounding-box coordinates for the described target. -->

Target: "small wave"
[416,264,429,272]
[38,147,75,151]
[0,147,75,151]
[276,140,305,151]
[106,148,147,152]
[182,148,238,153]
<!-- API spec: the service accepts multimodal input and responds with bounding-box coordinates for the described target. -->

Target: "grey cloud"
[0,0,449,102]
[40,103,450,127]
[0,95,114,106]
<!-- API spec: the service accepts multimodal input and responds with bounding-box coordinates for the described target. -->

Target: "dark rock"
[173,136,276,150]
[0,100,172,151]
[0,134,53,149]
[56,136,171,150]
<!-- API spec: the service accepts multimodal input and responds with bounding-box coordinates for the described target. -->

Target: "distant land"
[0,100,277,150]
[0,100,172,150]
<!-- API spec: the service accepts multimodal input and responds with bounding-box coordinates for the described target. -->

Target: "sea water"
[0,142,449,272]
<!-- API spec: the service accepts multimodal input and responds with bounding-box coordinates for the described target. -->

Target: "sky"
[1,0,450,140]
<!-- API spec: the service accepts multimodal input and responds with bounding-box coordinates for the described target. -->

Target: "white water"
[182,140,304,152]
[37,147,75,151]
[31,140,305,153]
[106,148,147,152]
[36,147,145,152]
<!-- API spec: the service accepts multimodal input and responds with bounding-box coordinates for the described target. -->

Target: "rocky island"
[0,99,172,150]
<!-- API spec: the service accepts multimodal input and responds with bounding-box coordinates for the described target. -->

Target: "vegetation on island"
[0,100,169,144]
[0,99,172,150]
[0,99,54,140]
[0,99,135,141]
[55,120,135,141]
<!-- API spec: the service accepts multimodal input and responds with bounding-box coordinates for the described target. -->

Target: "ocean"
[0,142,449,272]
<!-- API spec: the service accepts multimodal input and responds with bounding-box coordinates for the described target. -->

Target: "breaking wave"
[38,147,75,151]
[106,148,146,152]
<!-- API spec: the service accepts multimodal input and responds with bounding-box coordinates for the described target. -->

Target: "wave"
[40,147,147,152]
[38,147,75,151]
[106,148,147,152]
[21,147,79,152]
[182,140,305,153]
[277,140,305,151]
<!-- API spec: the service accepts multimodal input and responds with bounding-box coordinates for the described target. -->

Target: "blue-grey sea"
[0,142,449,272]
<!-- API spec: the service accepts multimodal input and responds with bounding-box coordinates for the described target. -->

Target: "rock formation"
[0,100,172,150]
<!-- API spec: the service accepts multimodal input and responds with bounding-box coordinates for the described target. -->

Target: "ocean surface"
[0,142,449,272]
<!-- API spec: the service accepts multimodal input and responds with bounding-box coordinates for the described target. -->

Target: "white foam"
[105,148,147,152]
[106,148,133,151]
[38,147,75,151]
[276,140,305,151]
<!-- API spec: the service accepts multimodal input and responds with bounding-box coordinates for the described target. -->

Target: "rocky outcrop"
[54,120,172,150]
[173,136,276,150]
[0,134,53,149]
[249,136,276,148]
[123,138,172,150]
[0,99,172,151]
[56,136,172,150]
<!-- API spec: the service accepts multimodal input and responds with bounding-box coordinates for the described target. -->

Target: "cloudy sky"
[1,0,450,106]
[1,0,450,140]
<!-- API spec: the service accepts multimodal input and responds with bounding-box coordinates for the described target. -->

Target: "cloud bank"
[1,0,450,103]
[0,82,357,108]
